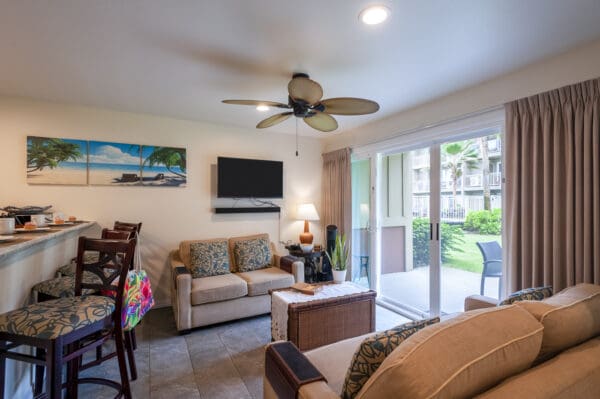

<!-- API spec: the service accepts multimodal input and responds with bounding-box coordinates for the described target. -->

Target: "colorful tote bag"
[121,234,154,331]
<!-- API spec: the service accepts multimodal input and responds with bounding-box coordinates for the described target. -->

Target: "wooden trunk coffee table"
[270,282,376,351]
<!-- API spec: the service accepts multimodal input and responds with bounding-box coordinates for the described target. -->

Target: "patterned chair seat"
[0,296,115,339]
[32,272,102,298]
[56,253,100,277]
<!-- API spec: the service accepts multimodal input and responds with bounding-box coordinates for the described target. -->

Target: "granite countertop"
[0,221,96,261]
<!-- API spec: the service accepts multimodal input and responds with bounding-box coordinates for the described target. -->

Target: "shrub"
[412,218,464,267]
[464,209,502,235]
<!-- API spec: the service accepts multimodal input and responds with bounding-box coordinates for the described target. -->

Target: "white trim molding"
[352,106,505,157]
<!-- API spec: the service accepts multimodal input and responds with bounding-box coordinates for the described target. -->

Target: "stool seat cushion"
[32,273,101,298]
[0,296,115,339]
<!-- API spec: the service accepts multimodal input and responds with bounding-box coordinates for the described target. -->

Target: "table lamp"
[297,203,320,244]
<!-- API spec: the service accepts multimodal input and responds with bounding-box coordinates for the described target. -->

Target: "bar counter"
[0,221,99,397]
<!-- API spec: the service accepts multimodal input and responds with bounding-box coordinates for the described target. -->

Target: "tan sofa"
[170,233,303,333]
[264,283,600,399]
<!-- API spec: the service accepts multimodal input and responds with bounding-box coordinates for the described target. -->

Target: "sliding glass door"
[440,133,503,314]
[351,127,504,319]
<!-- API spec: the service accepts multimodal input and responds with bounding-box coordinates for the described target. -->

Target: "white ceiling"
[1,0,600,137]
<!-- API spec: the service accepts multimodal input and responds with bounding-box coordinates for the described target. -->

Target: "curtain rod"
[351,104,504,150]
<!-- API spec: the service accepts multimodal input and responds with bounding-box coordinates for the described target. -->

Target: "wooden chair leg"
[66,342,80,399]
[130,327,137,350]
[115,331,132,399]
[124,331,138,381]
[34,348,45,396]
[46,341,62,399]
[0,340,6,399]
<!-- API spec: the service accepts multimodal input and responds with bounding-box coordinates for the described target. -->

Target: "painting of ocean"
[27,136,88,185]
[88,141,142,185]
[141,145,187,187]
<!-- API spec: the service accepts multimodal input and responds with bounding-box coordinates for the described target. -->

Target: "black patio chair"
[476,241,503,296]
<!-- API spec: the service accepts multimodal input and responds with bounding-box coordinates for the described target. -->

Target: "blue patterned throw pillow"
[233,237,272,272]
[189,240,231,278]
[498,286,553,306]
[341,317,440,399]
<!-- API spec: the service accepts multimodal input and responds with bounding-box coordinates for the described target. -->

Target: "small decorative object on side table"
[285,244,332,283]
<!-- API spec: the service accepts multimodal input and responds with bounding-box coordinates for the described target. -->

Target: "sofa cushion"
[475,337,600,399]
[305,332,376,396]
[356,305,544,399]
[236,267,294,296]
[230,235,272,272]
[341,317,440,399]
[189,240,230,278]
[179,238,229,269]
[498,285,553,306]
[515,283,600,359]
[190,273,248,305]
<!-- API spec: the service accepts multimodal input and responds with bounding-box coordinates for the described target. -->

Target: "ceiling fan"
[222,73,380,132]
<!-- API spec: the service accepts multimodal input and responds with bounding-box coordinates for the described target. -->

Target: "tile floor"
[80,305,408,398]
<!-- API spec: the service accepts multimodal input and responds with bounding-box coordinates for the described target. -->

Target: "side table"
[285,247,332,283]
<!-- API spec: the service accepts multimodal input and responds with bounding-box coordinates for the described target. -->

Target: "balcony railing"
[412,195,502,222]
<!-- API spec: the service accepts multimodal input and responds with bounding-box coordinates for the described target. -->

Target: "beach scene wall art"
[89,141,142,185]
[26,136,88,185]
[26,136,187,188]
[142,146,187,187]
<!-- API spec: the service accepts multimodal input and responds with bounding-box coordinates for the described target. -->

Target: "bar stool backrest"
[101,228,134,241]
[74,237,136,307]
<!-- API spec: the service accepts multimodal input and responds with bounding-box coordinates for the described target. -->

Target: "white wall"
[325,38,600,151]
[0,96,324,307]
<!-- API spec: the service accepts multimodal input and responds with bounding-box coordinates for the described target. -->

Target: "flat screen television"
[217,157,283,198]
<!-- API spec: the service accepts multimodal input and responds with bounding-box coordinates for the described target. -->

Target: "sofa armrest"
[464,294,499,311]
[280,255,305,283]
[170,250,192,332]
[265,341,330,399]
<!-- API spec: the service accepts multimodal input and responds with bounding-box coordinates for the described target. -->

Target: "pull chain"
[295,118,299,157]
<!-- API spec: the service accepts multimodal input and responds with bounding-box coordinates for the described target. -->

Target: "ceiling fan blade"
[256,112,293,129]
[303,112,338,132]
[288,77,323,105]
[222,99,290,109]
[319,97,380,115]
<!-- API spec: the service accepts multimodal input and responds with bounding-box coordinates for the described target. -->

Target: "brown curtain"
[322,147,352,278]
[505,77,600,294]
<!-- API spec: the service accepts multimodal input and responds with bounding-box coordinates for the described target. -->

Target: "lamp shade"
[297,203,320,221]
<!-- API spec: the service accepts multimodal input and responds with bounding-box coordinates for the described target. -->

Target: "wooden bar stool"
[31,229,139,382]
[0,237,136,399]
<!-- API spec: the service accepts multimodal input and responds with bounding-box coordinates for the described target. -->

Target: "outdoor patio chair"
[476,241,503,296]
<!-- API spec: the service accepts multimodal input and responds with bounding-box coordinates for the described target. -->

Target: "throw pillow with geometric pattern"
[189,240,231,278]
[498,286,553,306]
[233,237,272,272]
[341,317,440,399]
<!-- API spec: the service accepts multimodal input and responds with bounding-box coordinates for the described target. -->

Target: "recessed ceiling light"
[359,5,390,25]
[256,105,269,112]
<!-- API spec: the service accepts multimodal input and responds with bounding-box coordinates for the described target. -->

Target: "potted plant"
[326,232,349,283]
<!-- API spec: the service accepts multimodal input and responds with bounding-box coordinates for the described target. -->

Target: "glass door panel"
[440,133,503,314]
[351,159,371,288]
[378,149,431,318]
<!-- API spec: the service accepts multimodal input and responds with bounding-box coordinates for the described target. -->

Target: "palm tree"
[27,137,82,173]
[144,147,187,178]
[441,141,478,207]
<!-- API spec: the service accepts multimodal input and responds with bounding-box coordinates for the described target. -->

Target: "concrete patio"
[357,266,501,315]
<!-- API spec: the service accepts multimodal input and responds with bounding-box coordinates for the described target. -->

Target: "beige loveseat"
[170,233,303,333]
[264,283,600,398]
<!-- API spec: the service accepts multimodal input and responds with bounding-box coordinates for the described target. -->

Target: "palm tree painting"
[141,146,187,187]
[26,136,88,185]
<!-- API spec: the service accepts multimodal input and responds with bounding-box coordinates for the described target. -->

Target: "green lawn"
[443,232,501,273]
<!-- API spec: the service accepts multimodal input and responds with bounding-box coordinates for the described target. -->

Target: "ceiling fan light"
[256,105,269,112]
[359,5,390,25]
